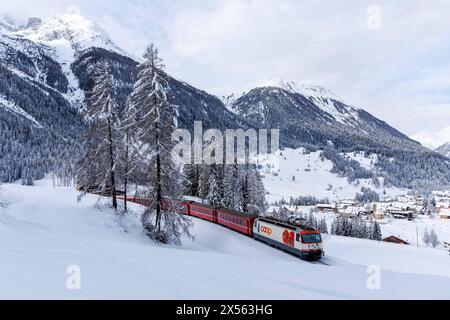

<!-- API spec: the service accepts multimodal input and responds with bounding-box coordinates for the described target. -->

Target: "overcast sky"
[1,0,449,137]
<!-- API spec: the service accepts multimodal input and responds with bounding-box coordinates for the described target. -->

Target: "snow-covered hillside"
[1,179,450,299]
[436,142,450,158]
[262,148,404,203]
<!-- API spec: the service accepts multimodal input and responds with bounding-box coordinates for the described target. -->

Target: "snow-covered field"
[1,179,450,299]
[262,147,450,251]
[262,148,404,203]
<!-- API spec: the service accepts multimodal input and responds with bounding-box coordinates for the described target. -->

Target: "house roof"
[383,236,409,244]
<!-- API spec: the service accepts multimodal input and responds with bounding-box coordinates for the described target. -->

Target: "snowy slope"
[262,148,404,203]
[0,95,42,127]
[1,179,450,299]
[435,143,450,158]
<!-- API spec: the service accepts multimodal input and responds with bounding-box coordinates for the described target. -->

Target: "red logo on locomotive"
[261,226,272,236]
[282,230,295,247]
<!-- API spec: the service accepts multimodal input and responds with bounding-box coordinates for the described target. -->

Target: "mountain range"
[1,13,449,190]
[435,143,450,158]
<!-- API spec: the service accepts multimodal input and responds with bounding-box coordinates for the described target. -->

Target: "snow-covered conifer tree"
[77,62,121,210]
[222,160,244,211]
[239,158,266,214]
[370,220,382,241]
[422,228,430,246]
[307,213,318,229]
[0,184,7,209]
[184,163,201,197]
[319,218,328,234]
[206,164,223,207]
[429,229,439,248]
[125,44,192,244]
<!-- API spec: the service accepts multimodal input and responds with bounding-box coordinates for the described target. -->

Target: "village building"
[440,209,450,220]
[443,240,450,249]
[315,203,337,213]
[436,201,450,213]
[340,200,358,207]
[388,208,415,220]
[383,236,409,245]
[339,206,366,218]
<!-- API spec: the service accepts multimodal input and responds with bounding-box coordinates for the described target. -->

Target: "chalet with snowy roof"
[387,208,415,220]
[315,203,337,213]
[383,236,409,245]
[437,202,450,213]
[440,209,450,220]
[339,206,367,218]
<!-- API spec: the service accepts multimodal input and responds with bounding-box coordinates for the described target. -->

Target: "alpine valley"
[1,13,449,192]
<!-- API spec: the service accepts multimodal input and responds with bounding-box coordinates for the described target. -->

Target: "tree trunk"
[152,69,162,232]
[108,118,117,210]
[124,129,129,212]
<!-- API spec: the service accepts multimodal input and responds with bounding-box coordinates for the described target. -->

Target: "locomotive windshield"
[302,234,322,243]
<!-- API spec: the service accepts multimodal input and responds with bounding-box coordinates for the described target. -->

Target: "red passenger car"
[119,196,151,207]
[188,203,217,222]
[161,199,191,214]
[216,208,258,236]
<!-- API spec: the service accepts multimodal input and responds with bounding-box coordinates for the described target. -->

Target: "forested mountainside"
[0,14,246,184]
[0,35,84,183]
[229,81,450,190]
[0,14,449,191]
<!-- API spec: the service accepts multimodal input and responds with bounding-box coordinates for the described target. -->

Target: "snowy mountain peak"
[0,17,19,33]
[11,13,127,57]
[250,78,358,125]
[25,17,42,30]
[261,78,337,100]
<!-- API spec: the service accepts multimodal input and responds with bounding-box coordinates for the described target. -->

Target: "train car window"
[296,234,301,242]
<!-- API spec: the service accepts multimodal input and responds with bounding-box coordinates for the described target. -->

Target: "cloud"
[412,126,450,149]
[0,0,449,135]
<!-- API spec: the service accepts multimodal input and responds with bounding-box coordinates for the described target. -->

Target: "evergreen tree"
[0,184,7,208]
[330,218,338,235]
[206,164,223,207]
[370,220,382,241]
[429,229,440,248]
[125,44,192,244]
[245,166,266,214]
[184,163,201,197]
[222,160,244,211]
[318,218,328,234]
[424,197,436,216]
[307,213,318,229]
[422,228,430,246]
[77,62,121,210]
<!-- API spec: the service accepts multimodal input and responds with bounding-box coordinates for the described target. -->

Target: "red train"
[174,200,258,236]
[121,197,258,236]
[119,196,323,260]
